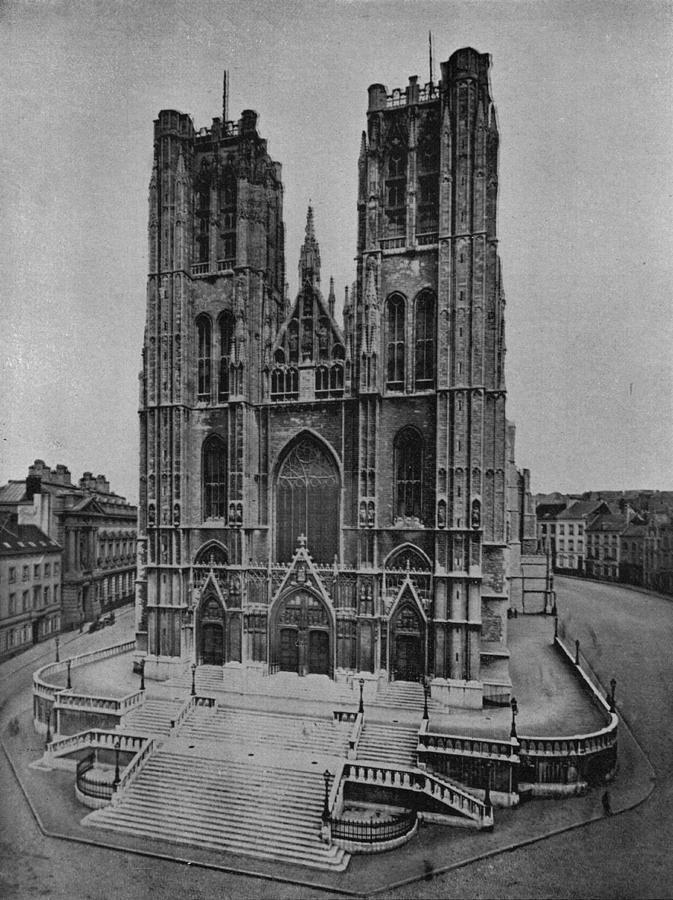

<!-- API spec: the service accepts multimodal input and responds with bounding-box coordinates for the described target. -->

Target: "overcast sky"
[1,0,672,503]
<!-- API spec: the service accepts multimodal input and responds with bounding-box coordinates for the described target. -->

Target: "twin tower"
[136,48,513,708]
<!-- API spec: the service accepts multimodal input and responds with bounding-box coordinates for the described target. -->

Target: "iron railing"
[76,752,114,801]
[330,808,416,843]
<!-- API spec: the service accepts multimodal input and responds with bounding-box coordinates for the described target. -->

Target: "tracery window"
[386,294,405,390]
[385,124,407,237]
[218,312,234,401]
[196,315,212,400]
[394,427,423,519]
[276,438,339,563]
[203,435,227,520]
[414,290,435,388]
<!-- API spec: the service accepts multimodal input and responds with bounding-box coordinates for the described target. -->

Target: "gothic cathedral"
[136,48,513,708]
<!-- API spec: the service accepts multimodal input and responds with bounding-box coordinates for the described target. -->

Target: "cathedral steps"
[121,699,185,736]
[181,707,351,757]
[370,681,441,714]
[85,751,348,870]
[356,721,419,767]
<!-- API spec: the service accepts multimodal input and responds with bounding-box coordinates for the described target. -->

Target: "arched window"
[218,312,234,401]
[414,290,435,388]
[386,294,405,390]
[196,315,212,400]
[276,438,339,563]
[385,126,407,237]
[315,366,329,397]
[394,427,423,519]
[203,436,227,520]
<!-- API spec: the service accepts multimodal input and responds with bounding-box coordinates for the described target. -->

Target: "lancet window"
[218,311,234,401]
[196,315,212,400]
[276,438,339,563]
[394,427,423,520]
[386,293,405,390]
[203,436,227,520]
[414,290,435,389]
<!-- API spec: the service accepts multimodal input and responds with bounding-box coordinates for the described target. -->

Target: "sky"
[1,0,672,503]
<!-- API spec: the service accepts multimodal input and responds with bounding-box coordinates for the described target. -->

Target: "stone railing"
[46,729,146,761]
[418,730,517,760]
[112,737,156,804]
[347,712,364,759]
[332,709,359,723]
[340,761,492,828]
[55,689,145,714]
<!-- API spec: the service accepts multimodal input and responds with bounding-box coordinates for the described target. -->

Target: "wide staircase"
[356,721,419,767]
[369,680,439,714]
[181,706,351,758]
[85,750,348,870]
[121,699,185,737]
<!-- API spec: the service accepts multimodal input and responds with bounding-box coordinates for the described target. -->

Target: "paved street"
[1,578,672,898]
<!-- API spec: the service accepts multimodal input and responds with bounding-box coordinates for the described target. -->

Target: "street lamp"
[55,636,60,663]
[139,657,145,692]
[191,663,197,696]
[575,639,580,666]
[483,760,493,817]
[358,678,364,715]
[510,697,518,740]
[66,658,72,690]
[609,678,617,712]
[113,738,121,788]
[423,678,429,721]
[45,708,52,747]
[322,769,332,822]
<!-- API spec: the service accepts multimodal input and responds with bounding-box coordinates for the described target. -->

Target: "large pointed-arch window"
[203,436,227,520]
[414,290,435,389]
[197,315,212,400]
[386,293,405,390]
[385,124,407,238]
[394,427,423,520]
[218,312,234,401]
[276,438,339,563]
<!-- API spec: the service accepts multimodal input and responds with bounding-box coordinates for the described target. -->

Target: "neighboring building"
[136,48,522,707]
[585,512,629,581]
[644,515,673,594]
[0,514,61,660]
[0,461,137,630]
[620,521,646,586]
[536,502,568,560]
[552,500,610,574]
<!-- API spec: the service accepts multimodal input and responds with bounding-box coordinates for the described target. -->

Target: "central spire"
[298,204,321,291]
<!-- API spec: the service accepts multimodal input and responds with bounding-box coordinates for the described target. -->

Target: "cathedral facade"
[136,48,513,707]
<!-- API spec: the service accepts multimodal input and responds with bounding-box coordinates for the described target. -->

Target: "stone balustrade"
[418,731,517,760]
[113,737,156,803]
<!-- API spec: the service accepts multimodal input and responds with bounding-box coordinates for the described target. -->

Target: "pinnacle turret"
[298,204,321,290]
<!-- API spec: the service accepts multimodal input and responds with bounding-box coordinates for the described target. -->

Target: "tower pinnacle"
[298,204,321,290]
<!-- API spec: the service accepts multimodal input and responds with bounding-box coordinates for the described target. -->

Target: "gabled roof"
[536,502,567,520]
[0,481,27,504]
[560,500,610,520]
[0,517,61,555]
[585,513,628,534]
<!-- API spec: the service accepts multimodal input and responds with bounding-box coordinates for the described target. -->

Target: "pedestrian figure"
[602,790,612,816]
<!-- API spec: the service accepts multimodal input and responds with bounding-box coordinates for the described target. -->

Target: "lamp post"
[113,738,121,788]
[510,696,518,740]
[322,769,332,822]
[575,639,580,666]
[139,657,145,692]
[45,708,52,747]
[66,658,72,690]
[191,662,197,696]
[484,760,493,817]
[423,678,429,721]
[358,678,364,715]
[55,636,60,663]
[609,678,617,712]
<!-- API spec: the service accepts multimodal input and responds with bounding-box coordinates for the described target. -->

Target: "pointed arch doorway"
[270,589,333,677]
[196,593,241,665]
[390,599,426,682]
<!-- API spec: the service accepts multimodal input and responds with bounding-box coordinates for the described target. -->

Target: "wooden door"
[279,627,299,672]
[308,630,329,675]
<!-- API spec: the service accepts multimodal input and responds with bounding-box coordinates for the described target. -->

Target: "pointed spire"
[222,70,229,122]
[328,277,336,318]
[298,204,321,290]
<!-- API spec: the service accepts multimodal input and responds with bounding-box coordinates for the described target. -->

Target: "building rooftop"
[560,500,610,521]
[0,516,61,555]
[586,513,628,534]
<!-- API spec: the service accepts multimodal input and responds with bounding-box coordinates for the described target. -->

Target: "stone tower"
[351,47,510,702]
